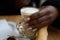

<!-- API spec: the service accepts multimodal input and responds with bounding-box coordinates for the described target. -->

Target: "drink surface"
[21,7,39,15]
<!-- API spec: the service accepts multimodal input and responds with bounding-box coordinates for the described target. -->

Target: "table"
[0,15,60,40]
[0,15,21,24]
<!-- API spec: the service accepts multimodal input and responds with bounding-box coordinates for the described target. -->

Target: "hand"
[27,6,58,31]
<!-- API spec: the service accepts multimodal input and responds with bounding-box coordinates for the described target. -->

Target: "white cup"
[20,7,39,39]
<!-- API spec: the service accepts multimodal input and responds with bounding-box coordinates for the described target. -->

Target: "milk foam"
[21,7,39,15]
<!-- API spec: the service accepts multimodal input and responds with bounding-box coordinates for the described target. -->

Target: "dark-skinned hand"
[27,6,58,31]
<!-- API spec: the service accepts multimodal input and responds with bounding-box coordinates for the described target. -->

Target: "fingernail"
[33,29,37,32]
[27,27,32,30]
[27,18,30,20]
[25,18,30,22]
[19,26,23,28]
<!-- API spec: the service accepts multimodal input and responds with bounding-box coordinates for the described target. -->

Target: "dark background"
[0,0,40,15]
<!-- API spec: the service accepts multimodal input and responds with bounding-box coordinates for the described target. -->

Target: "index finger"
[30,10,50,21]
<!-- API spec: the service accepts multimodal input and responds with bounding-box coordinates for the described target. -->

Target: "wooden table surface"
[0,15,21,24]
[0,15,60,40]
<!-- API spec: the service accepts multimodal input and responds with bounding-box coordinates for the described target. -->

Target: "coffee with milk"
[20,7,39,39]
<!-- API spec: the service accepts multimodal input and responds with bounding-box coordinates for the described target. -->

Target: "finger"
[30,18,51,30]
[30,9,50,21]
[24,17,30,22]
[38,18,51,28]
[33,20,50,32]
[28,14,51,26]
